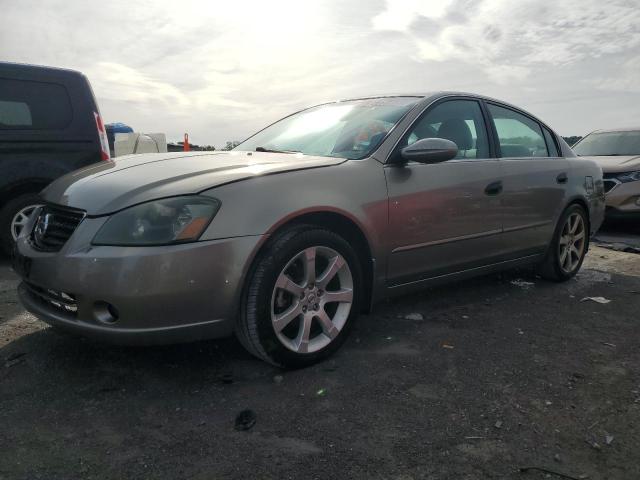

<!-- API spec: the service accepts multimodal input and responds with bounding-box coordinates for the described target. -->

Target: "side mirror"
[400,138,458,164]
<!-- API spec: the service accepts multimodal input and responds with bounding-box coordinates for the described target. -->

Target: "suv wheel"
[237,226,362,368]
[538,204,589,281]
[0,193,42,256]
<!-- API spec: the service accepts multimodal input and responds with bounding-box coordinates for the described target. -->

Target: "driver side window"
[404,99,490,159]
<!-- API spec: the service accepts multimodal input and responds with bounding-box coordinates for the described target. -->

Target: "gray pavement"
[594,220,640,253]
[1,246,639,479]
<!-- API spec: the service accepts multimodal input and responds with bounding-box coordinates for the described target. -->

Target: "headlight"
[616,171,640,183]
[93,196,221,246]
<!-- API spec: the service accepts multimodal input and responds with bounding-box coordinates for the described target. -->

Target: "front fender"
[198,158,389,290]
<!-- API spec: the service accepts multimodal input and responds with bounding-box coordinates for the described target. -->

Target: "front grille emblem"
[29,205,85,252]
[33,212,51,245]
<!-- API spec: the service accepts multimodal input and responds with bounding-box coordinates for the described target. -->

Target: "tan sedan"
[573,128,640,220]
[13,93,605,367]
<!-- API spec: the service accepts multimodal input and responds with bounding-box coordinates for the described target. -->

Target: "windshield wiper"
[255,146,301,154]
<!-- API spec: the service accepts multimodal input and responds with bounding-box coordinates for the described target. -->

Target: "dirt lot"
[593,220,640,254]
[1,245,639,480]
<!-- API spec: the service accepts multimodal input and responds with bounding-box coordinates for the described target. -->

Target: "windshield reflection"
[235,97,420,160]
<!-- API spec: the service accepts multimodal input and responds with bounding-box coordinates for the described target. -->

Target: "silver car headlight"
[616,171,640,183]
[92,196,221,246]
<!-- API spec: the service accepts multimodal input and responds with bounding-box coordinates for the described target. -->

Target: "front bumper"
[14,220,263,345]
[605,180,640,219]
[604,207,640,221]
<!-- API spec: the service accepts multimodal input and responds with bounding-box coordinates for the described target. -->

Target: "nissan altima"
[13,93,605,367]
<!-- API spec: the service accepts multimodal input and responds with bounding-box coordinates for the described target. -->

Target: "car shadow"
[0,326,272,389]
[594,218,640,252]
[0,266,541,389]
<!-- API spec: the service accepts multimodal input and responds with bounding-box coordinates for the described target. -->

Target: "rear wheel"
[237,226,362,368]
[538,204,589,281]
[0,193,42,256]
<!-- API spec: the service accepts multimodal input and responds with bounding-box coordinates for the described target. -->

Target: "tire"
[538,204,589,282]
[237,225,363,368]
[0,193,42,256]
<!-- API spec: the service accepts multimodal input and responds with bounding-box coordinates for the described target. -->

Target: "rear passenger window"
[488,104,549,158]
[404,99,490,159]
[543,127,560,157]
[0,100,32,126]
[0,78,72,130]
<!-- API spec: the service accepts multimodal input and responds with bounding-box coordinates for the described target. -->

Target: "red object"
[184,133,190,151]
[94,112,111,161]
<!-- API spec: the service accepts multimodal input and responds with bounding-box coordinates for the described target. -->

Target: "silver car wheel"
[558,212,586,273]
[11,204,41,241]
[270,245,353,354]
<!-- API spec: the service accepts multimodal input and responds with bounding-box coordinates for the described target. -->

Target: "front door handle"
[556,172,568,184]
[485,180,503,196]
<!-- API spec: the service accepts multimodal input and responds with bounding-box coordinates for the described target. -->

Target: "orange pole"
[184,133,190,151]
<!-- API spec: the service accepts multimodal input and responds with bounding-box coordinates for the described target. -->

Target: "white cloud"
[372,0,455,31]
[90,62,190,108]
[1,0,640,141]
[592,55,640,93]
[373,0,640,86]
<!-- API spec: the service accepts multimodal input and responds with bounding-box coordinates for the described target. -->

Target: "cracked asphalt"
[1,243,639,479]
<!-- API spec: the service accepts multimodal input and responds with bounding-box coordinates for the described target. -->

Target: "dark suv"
[0,62,109,255]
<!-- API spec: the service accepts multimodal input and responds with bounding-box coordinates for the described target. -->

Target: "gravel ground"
[1,246,639,480]
[594,220,640,254]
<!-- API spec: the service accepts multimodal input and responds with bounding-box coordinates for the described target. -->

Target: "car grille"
[31,204,85,252]
[603,180,617,193]
[23,281,78,317]
[603,180,620,193]
[602,174,620,194]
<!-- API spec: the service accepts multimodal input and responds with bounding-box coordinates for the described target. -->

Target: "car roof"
[0,61,83,78]
[588,127,640,134]
[337,91,499,100]
[336,91,528,110]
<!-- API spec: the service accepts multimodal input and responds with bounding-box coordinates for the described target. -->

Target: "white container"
[114,132,167,157]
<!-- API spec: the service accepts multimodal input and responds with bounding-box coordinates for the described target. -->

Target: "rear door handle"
[556,172,568,184]
[485,180,503,196]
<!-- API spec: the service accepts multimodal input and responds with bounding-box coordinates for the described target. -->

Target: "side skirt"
[382,253,545,299]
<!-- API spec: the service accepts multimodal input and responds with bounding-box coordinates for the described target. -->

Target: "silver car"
[572,127,640,220]
[13,93,605,367]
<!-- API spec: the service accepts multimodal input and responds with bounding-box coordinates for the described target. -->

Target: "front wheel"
[0,193,43,256]
[237,226,362,368]
[538,204,589,281]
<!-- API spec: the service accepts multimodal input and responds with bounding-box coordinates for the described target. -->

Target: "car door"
[485,103,569,257]
[384,98,504,286]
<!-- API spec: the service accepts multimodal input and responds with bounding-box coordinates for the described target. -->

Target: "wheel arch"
[566,196,588,211]
[0,179,50,209]
[538,196,592,265]
[565,196,591,231]
[242,209,376,315]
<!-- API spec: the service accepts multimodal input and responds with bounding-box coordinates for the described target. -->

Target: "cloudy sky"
[2,0,639,146]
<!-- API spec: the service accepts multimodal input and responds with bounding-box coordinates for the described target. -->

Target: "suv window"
[488,104,549,158]
[404,99,490,159]
[0,78,72,130]
[543,127,560,157]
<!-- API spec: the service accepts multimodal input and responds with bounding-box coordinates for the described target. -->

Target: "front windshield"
[573,130,640,156]
[235,97,420,159]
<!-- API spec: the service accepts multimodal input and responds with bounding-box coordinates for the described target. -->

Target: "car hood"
[43,151,346,215]
[579,155,640,173]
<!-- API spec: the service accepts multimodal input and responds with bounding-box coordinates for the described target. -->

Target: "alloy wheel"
[558,212,586,273]
[11,204,41,241]
[270,246,353,354]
